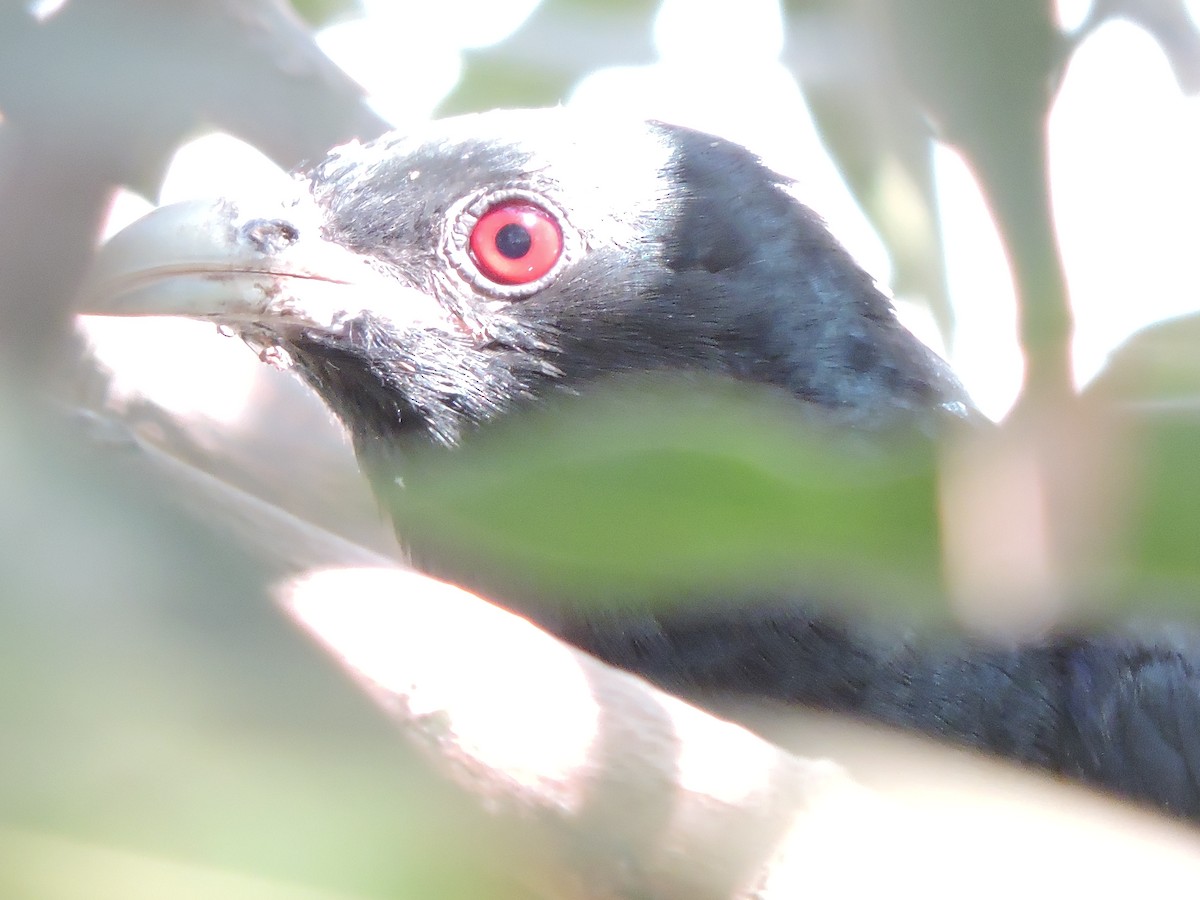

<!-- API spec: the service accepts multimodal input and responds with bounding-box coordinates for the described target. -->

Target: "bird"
[83,107,1200,821]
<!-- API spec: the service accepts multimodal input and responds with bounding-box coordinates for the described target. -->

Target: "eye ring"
[446,189,578,299]
[470,201,562,285]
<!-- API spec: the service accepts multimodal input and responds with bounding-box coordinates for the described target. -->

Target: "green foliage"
[442,0,659,115]
[1089,314,1200,406]
[7,0,1200,895]
[290,0,361,28]
[0,401,514,898]
[1087,316,1200,612]
[395,377,946,619]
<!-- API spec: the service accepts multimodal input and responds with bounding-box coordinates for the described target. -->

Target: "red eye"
[468,201,563,286]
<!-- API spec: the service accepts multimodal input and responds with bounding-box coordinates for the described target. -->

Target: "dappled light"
[6,1,1200,896]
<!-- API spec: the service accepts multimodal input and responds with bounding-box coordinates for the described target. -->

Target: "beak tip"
[80,198,245,316]
[78,189,435,336]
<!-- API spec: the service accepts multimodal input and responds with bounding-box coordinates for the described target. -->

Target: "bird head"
[81,106,979,620]
[83,109,970,465]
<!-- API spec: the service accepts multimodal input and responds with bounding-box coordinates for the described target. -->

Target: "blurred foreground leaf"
[1125,414,1200,601]
[880,0,1072,397]
[392,377,948,621]
[442,0,659,114]
[1080,315,1200,615]
[0,396,519,898]
[1088,313,1200,407]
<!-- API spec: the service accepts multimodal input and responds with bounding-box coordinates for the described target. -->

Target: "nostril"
[240,218,300,254]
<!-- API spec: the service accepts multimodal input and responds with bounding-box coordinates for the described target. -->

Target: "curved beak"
[79,192,441,333]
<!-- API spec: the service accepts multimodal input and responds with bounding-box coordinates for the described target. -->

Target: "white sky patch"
[1049,20,1200,388]
[99,186,153,242]
[159,132,294,206]
[80,315,262,425]
[934,145,1024,421]
[100,134,293,243]
[1054,0,1093,32]
[317,0,541,127]
[362,0,542,50]
[654,0,784,61]
[569,0,892,290]
[99,133,290,241]
[27,0,68,23]
[315,19,460,127]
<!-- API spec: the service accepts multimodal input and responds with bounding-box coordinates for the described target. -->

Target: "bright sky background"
[88,0,1200,425]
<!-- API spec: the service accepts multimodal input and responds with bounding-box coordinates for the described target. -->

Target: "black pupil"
[495,223,532,259]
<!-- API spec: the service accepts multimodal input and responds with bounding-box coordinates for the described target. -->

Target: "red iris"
[468,201,563,286]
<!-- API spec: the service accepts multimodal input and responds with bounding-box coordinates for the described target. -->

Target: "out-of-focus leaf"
[0,1,385,194]
[391,376,948,621]
[879,1,1063,152]
[0,397,519,898]
[1087,313,1200,407]
[289,0,361,29]
[0,827,366,900]
[0,0,386,379]
[1084,317,1200,613]
[876,0,1073,397]
[1115,413,1200,614]
[440,0,658,115]
[1129,416,1200,576]
[783,2,953,340]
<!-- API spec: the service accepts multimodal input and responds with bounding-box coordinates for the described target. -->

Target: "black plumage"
[85,108,1200,820]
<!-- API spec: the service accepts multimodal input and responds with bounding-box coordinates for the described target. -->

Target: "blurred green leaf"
[784,2,954,340]
[1087,313,1200,406]
[442,57,577,114]
[880,0,1063,151]
[0,827,365,900]
[392,377,948,620]
[1128,415,1200,581]
[880,0,1073,396]
[440,0,658,115]
[0,398,519,899]
[1085,318,1200,609]
[289,0,362,29]
[1106,412,1200,617]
